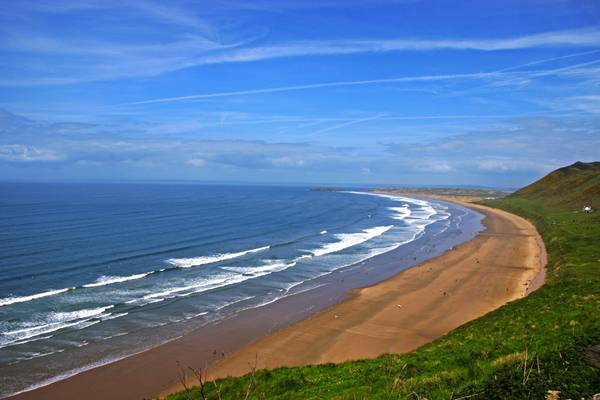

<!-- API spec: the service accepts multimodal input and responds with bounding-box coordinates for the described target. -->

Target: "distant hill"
[511,161,600,208]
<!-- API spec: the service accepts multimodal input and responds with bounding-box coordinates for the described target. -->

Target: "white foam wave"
[47,306,114,324]
[5,333,189,399]
[320,230,327,234]
[142,274,240,301]
[388,206,411,220]
[374,193,437,221]
[72,320,101,331]
[13,348,65,363]
[410,205,437,220]
[223,260,296,275]
[183,311,209,320]
[0,306,114,347]
[345,191,450,236]
[83,273,150,288]
[4,334,56,349]
[0,287,72,307]
[213,295,257,312]
[138,259,297,305]
[102,312,128,321]
[166,246,270,268]
[284,241,411,295]
[310,225,393,257]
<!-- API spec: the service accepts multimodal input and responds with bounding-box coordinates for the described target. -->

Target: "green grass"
[167,174,600,399]
[512,161,600,209]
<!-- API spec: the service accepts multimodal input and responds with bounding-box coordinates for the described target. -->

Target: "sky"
[1,0,600,187]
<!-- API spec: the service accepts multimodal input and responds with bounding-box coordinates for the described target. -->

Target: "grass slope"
[513,161,600,208]
[167,163,600,400]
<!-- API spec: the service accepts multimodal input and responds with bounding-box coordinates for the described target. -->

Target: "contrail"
[116,72,498,106]
[497,49,600,72]
[115,53,600,107]
[308,114,386,136]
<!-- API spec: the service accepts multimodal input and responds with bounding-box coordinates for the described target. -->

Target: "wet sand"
[9,197,546,400]
[174,199,546,390]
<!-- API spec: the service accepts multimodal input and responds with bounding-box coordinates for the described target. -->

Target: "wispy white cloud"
[416,159,454,173]
[206,0,423,13]
[386,117,600,176]
[197,29,600,65]
[0,144,62,162]
[1,109,598,186]
[496,49,600,72]
[307,114,386,136]
[124,0,214,34]
[549,95,600,114]
[186,158,206,167]
[116,57,600,106]
[6,0,214,33]
[2,32,226,57]
[119,72,500,105]
[3,10,600,86]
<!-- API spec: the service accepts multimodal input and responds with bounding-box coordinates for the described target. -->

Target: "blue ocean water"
[0,183,479,397]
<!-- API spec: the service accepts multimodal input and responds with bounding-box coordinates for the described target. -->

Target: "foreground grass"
[167,197,600,399]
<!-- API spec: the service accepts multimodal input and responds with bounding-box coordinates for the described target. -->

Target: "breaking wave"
[310,225,393,257]
[166,246,270,268]
[82,273,151,288]
[0,306,114,348]
[0,288,73,307]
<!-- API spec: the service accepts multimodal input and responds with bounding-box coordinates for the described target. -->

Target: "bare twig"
[189,366,207,400]
[176,362,192,400]
[244,354,258,400]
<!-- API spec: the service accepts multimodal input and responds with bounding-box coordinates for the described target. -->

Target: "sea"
[0,182,483,398]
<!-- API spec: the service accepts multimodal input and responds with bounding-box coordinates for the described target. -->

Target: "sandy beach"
[9,196,546,400]
[170,198,546,390]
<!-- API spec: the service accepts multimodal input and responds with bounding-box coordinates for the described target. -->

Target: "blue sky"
[1,0,599,187]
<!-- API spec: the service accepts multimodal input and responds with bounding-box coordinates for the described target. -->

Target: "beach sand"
[171,199,546,389]
[9,197,546,400]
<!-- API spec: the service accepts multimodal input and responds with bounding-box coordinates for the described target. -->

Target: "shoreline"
[6,196,546,400]
[162,197,546,396]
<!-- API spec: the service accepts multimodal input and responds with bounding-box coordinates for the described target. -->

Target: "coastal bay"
[162,197,546,395]
[7,195,545,400]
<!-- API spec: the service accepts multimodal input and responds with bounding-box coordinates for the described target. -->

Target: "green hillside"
[512,161,600,208]
[166,163,600,400]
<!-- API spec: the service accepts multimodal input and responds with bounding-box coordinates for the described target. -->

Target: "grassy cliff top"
[511,161,600,207]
